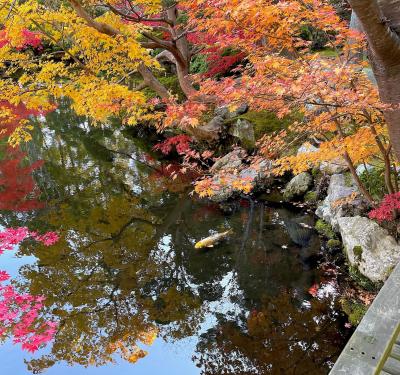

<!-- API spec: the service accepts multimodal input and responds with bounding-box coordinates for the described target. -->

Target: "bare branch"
[104,2,173,26]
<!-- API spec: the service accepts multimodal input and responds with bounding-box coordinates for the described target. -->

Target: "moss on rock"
[234,110,303,140]
[348,265,380,291]
[343,172,354,187]
[327,239,342,249]
[304,191,318,203]
[315,219,336,239]
[340,298,368,326]
[311,167,322,179]
[353,245,363,262]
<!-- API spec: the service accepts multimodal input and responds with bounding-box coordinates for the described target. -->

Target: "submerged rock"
[282,216,315,247]
[337,216,400,282]
[283,172,313,201]
[315,173,367,230]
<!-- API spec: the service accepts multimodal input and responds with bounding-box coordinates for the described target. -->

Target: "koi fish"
[194,229,233,249]
[308,283,320,298]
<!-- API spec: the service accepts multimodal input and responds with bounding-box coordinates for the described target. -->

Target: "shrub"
[369,192,400,222]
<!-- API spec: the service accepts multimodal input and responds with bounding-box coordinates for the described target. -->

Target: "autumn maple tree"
[0,0,400,206]
[0,0,199,137]
[182,0,398,203]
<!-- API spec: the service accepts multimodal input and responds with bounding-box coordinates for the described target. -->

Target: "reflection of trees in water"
[0,146,44,212]
[1,101,348,373]
[16,165,207,371]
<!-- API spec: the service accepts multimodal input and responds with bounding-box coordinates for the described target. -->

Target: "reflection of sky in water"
[2,339,200,375]
[0,247,200,375]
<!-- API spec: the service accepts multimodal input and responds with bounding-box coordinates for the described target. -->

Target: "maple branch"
[102,2,196,97]
[66,0,170,99]
[140,31,188,69]
[104,1,173,26]
[104,3,173,27]
[31,19,95,76]
[137,64,169,99]
[330,111,375,204]
[69,0,120,37]
[362,109,395,194]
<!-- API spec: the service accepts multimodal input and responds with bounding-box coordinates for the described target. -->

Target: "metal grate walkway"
[330,261,400,375]
[379,332,400,375]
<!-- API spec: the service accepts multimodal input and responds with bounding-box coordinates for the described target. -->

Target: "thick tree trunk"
[166,6,197,98]
[349,0,400,161]
[137,64,170,99]
[176,64,197,98]
[370,61,400,164]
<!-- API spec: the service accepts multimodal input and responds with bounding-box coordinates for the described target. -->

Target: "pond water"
[0,100,351,374]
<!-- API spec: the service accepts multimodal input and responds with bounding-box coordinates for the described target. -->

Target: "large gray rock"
[296,143,348,174]
[214,103,249,119]
[239,159,273,187]
[189,115,225,142]
[230,103,249,117]
[214,106,230,119]
[210,148,246,173]
[209,156,273,202]
[316,173,366,230]
[209,173,237,202]
[283,172,313,201]
[338,216,400,282]
[229,119,255,147]
[320,157,349,174]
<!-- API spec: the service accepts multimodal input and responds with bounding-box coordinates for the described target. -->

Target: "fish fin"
[207,245,214,248]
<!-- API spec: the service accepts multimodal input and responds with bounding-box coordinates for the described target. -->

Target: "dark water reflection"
[0,100,349,374]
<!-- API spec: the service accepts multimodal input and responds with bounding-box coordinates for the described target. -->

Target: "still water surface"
[0,101,350,374]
